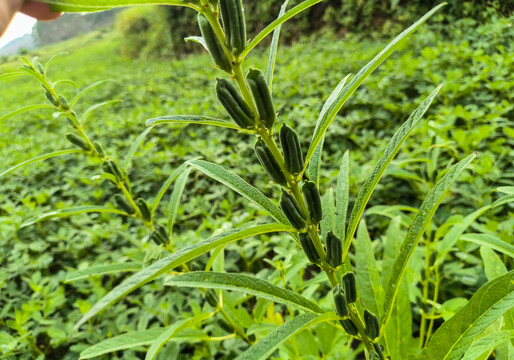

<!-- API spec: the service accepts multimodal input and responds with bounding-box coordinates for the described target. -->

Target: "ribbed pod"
[299,232,320,263]
[255,139,286,185]
[280,190,307,230]
[326,231,342,268]
[247,68,276,128]
[219,0,246,53]
[302,181,323,224]
[339,319,358,336]
[114,194,135,215]
[364,309,380,341]
[333,284,349,317]
[66,133,90,151]
[198,13,231,72]
[216,78,255,129]
[280,125,304,175]
[342,272,357,303]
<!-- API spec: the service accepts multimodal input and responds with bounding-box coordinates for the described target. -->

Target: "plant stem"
[218,307,253,345]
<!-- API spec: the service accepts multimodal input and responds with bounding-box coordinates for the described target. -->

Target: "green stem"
[219,307,253,345]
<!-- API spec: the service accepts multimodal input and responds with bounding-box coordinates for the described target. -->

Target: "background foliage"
[0,1,512,358]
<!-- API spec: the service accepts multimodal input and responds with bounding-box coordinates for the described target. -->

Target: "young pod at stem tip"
[205,289,219,308]
[255,139,287,185]
[364,309,380,341]
[326,231,342,268]
[342,272,357,303]
[103,160,124,182]
[66,133,90,151]
[59,95,70,110]
[339,319,358,336]
[45,91,59,107]
[136,198,152,222]
[280,190,307,230]
[280,124,304,175]
[247,68,276,129]
[302,181,322,224]
[114,194,135,215]
[93,141,105,158]
[299,232,320,264]
[150,225,169,247]
[216,78,255,129]
[197,13,231,72]
[333,284,349,318]
[219,0,246,53]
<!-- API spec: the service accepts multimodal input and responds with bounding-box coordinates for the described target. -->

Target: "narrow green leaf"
[74,223,292,330]
[21,205,127,228]
[82,100,122,122]
[382,154,476,327]
[123,126,153,171]
[266,0,289,92]
[0,72,28,80]
[0,149,84,178]
[462,330,514,360]
[355,220,384,317]
[188,159,289,225]
[304,4,446,171]
[480,246,508,281]
[0,104,54,122]
[165,272,322,314]
[145,115,250,132]
[235,313,338,360]
[460,233,514,258]
[145,314,211,360]
[39,0,195,12]
[343,85,443,259]
[491,194,514,208]
[65,263,142,283]
[241,0,324,59]
[334,150,350,240]
[54,79,80,88]
[380,216,403,288]
[167,167,192,237]
[184,36,207,51]
[320,187,335,240]
[308,136,324,188]
[71,80,109,106]
[421,271,514,360]
[497,186,514,195]
[79,327,206,359]
[150,162,189,216]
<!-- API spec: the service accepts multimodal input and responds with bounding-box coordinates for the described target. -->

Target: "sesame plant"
[2,0,513,359]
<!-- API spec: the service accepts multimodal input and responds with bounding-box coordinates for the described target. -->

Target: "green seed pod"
[156,225,169,244]
[333,284,349,318]
[205,289,219,308]
[247,68,275,128]
[114,194,135,215]
[254,139,287,185]
[35,62,45,75]
[368,351,381,360]
[280,190,307,230]
[279,125,304,175]
[93,141,105,157]
[136,198,151,222]
[373,343,385,360]
[364,309,380,341]
[198,13,231,72]
[326,231,343,268]
[108,160,124,182]
[150,231,166,246]
[219,0,246,53]
[299,232,320,264]
[342,272,357,303]
[219,319,233,333]
[216,78,255,129]
[339,319,358,336]
[66,133,90,151]
[45,91,59,106]
[302,181,322,224]
[59,95,70,110]
[66,118,78,129]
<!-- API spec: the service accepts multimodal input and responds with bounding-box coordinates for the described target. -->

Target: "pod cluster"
[151,225,169,247]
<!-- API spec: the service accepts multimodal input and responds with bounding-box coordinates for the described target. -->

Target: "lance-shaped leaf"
[0,104,54,122]
[0,149,85,178]
[65,262,142,283]
[82,100,122,123]
[151,162,189,216]
[308,136,324,187]
[266,0,289,92]
[123,126,153,171]
[334,150,350,240]
[241,0,324,59]
[21,205,127,228]
[79,327,207,359]
[343,85,443,259]
[421,271,514,360]
[165,272,322,314]
[462,330,514,360]
[235,313,338,360]
[382,154,476,327]
[145,313,211,360]
[146,115,252,132]
[167,167,192,236]
[459,233,514,258]
[304,3,446,171]
[74,223,292,330]
[188,159,289,225]
[71,80,109,106]
[39,0,197,12]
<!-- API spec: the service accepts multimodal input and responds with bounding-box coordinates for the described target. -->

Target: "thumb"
[0,0,24,37]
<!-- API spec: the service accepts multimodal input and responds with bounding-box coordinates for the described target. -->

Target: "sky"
[0,13,36,48]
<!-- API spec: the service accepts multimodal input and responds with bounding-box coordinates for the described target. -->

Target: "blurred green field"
[0,11,513,359]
